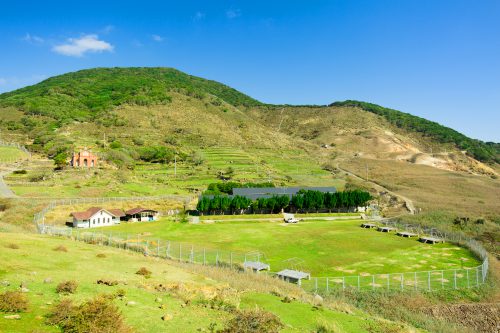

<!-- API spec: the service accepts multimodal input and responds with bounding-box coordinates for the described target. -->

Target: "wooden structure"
[276,269,311,286]
[419,236,444,244]
[377,226,397,232]
[71,149,98,168]
[243,261,270,273]
[125,207,159,222]
[361,223,377,229]
[397,231,418,238]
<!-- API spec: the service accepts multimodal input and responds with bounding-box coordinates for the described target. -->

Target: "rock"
[155,297,162,302]
[4,314,21,320]
[159,304,166,309]
[180,303,186,308]
[1,280,10,286]
[126,301,137,306]
[161,314,173,321]
[43,278,53,284]
[313,294,323,305]
[20,287,29,293]
[19,282,28,289]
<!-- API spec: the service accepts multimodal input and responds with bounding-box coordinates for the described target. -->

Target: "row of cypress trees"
[197,189,372,215]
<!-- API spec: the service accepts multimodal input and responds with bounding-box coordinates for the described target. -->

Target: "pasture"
[107,218,480,277]
[0,232,405,333]
[0,146,28,163]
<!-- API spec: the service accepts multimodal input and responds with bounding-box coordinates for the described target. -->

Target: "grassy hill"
[0,232,421,333]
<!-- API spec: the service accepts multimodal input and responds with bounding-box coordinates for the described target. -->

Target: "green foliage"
[139,146,175,163]
[106,149,136,169]
[331,100,500,163]
[109,140,123,149]
[198,189,371,214]
[204,182,275,195]
[0,67,261,125]
[53,151,68,169]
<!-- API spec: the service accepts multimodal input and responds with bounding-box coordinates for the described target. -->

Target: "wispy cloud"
[101,25,115,34]
[193,11,205,21]
[226,9,241,19]
[152,34,164,42]
[52,34,113,57]
[22,33,44,44]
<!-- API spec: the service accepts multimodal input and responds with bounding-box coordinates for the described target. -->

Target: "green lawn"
[0,146,28,163]
[106,219,480,277]
[0,233,413,333]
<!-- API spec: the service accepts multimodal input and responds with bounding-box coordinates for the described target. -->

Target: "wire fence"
[39,218,489,295]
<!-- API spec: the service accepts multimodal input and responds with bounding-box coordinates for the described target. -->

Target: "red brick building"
[71,149,98,168]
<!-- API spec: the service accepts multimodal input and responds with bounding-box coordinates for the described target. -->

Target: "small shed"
[243,261,270,273]
[125,207,159,222]
[419,236,444,244]
[377,226,397,232]
[276,269,311,286]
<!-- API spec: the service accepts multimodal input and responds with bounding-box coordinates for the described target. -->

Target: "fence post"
[387,274,390,290]
[315,278,318,293]
[414,272,418,291]
[401,273,404,291]
[372,275,375,290]
[476,266,479,287]
[216,252,219,267]
[326,278,329,293]
[428,271,431,291]
[466,269,470,288]
[342,277,345,290]
[454,270,457,289]
[357,275,360,290]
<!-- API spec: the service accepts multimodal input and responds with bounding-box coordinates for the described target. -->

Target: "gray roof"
[276,269,311,280]
[232,187,336,200]
[243,261,270,271]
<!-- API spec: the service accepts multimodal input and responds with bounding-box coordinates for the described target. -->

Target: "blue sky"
[0,1,499,141]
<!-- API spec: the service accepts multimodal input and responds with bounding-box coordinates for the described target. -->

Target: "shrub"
[0,291,29,312]
[13,170,27,175]
[218,309,283,333]
[96,253,107,258]
[47,295,132,333]
[53,245,68,252]
[5,243,20,249]
[136,267,151,277]
[56,280,78,294]
[109,140,123,149]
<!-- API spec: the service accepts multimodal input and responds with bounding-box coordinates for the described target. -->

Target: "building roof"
[276,269,311,280]
[243,261,270,271]
[231,186,337,200]
[70,207,123,221]
[125,207,158,215]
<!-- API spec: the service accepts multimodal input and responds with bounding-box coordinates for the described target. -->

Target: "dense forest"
[197,189,372,215]
[331,100,500,163]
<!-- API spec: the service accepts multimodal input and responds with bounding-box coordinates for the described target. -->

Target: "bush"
[109,140,123,149]
[96,253,107,258]
[218,309,283,333]
[53,245,68,252]
[0,291,29,312]
[12,170,27,175]
[136,267,152,277]
[56,280,78,294]
[47,295,132,333]
[5,243,20,249]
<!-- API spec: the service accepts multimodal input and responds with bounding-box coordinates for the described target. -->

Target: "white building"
[70,207,125,228]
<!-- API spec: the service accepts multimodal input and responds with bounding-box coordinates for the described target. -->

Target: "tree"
[53,151,68,169]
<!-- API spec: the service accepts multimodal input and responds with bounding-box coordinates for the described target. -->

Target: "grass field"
[0,232,413,333]
[0,146,28,164]
[106,218,480,277]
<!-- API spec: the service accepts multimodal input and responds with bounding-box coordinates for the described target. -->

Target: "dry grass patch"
[53,245,68,252]
[47,295,133,333]
[218,308,284,333]
[56,280,78,294]
[0,291,29,312]
[135,267,152,278]
[5,243,20,249]
[96,253,107,258]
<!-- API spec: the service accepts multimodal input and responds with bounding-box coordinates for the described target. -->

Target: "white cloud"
[22,33,44,44]
[193,11,205,21]
[152,34,164,42]
[226,9,241,19]
[52,34,113,57]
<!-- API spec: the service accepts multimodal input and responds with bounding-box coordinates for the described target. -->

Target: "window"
[93,219,95,225]
[98,218,100,224]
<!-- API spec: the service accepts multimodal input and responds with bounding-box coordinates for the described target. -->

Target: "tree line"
[196,189,372,215]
